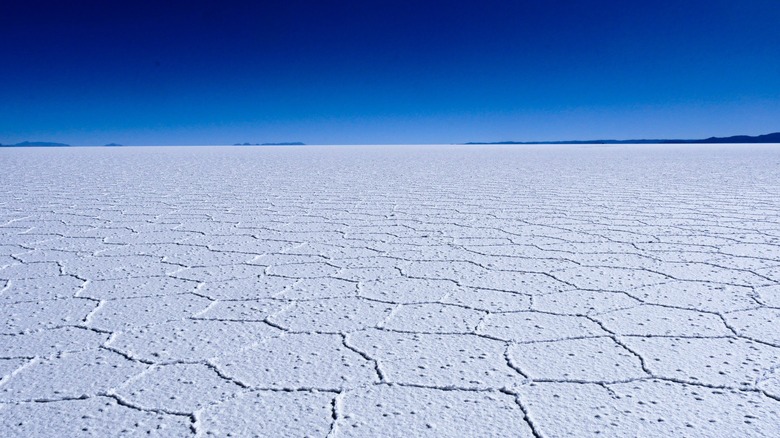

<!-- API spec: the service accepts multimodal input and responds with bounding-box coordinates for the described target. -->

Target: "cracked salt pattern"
[1,144,779,436]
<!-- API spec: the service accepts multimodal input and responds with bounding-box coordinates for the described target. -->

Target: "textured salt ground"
[1,144,780,437]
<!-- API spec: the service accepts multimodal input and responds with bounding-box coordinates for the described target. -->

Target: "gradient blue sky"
[2,0,779,145]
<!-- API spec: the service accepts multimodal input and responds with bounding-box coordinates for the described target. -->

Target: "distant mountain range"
[465,132,780,145]
[0,141,71,147]
[2,133,778,147]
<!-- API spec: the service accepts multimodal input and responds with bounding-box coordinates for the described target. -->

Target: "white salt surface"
[1,144,780,436]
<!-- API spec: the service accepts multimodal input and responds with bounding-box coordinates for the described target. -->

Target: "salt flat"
[1,144,779,437]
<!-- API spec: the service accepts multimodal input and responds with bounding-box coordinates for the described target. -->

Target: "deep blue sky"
[2,0,779,145]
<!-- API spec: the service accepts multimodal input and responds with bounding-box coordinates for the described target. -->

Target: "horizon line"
[2,130,780,147]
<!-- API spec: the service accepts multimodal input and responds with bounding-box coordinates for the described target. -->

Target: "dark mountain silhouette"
[104,143,123,146]
[689,132,780,144]
[1,141,70,147]
[466,132,780,145]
